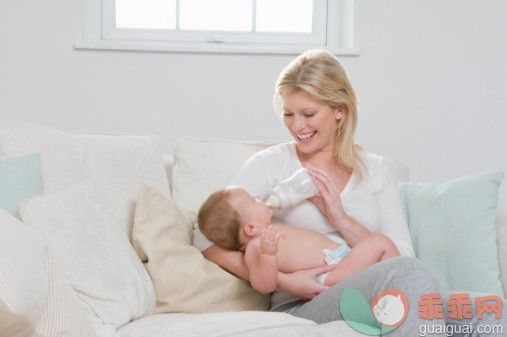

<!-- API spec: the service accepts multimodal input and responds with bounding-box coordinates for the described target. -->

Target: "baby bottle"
[265,167,319,209]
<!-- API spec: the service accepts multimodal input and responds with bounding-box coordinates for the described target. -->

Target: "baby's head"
[198,186,273,251]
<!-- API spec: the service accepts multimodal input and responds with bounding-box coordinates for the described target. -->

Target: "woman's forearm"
[334,214,372,248]
[202,244,250,280]
[275,271,291,293]
[275,264,334,300]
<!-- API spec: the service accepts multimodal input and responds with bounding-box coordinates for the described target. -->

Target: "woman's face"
[282,90,343,156]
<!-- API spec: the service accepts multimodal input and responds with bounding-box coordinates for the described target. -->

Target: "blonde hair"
[197,189,243,251]
[274,49,367,182]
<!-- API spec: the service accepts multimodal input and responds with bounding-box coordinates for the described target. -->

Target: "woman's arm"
[202,244,250,280]
[375,162,415,256]
[276,264,335,300]
[306,165,372,247]
[333,215,372,248]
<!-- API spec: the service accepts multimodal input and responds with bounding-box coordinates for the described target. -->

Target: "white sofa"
[0,121,506,337]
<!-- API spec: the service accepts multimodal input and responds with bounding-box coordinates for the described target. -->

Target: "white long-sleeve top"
[193,142,414,309]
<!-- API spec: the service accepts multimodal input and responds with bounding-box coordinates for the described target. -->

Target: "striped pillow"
[0,271,36,337]
[0,210,97,337]
[35,250,97,337]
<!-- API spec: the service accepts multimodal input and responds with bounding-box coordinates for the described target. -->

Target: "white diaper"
[316,245,351,284]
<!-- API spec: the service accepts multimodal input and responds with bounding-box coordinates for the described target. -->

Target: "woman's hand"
[306,164,372,247]
[202,244,250,281]
[306,165,347,225]
[277,264,336,300]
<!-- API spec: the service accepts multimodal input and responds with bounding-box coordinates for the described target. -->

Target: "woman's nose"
[293,115,306,131]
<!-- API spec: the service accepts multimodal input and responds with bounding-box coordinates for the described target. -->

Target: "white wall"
[1,0,506,202]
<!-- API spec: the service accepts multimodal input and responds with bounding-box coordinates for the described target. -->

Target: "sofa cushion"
[398,171,504,297]
[132,182,269,313]
[20,179,155,329]
[0,153,42,216]
[116,311,364,337]
[0,210,97,337]
[0,120,169,239]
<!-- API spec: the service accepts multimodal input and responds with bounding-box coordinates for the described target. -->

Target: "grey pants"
[272,256,507,336]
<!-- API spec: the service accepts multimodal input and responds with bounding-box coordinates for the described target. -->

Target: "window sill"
[73,41,360,56]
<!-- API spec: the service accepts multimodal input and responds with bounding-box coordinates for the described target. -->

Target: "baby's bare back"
[273,223,340,273]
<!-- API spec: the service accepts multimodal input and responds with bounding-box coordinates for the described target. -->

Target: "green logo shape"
[340,288,399,335]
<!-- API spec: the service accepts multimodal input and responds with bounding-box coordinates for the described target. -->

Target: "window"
[76,0,358,55]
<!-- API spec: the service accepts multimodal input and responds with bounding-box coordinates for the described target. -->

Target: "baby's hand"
[260,225,281,256]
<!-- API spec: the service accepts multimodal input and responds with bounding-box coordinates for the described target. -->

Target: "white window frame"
[75,0,359,55]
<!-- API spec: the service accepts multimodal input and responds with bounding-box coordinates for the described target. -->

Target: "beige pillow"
[132,182,270,313]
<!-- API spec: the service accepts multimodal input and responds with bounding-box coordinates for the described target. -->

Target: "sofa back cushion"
[0,120,170,240]
[172,137,280,211]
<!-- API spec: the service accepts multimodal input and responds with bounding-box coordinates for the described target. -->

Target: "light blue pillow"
[398,172,504,297]
[0,153,43,216]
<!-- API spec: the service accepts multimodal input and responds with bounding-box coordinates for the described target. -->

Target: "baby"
[198,186,400,294]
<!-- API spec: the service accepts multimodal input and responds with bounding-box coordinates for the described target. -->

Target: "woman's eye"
[283,113,293,117]
[304,113,315,118]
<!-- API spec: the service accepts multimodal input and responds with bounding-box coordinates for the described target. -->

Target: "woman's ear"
[335,104,347,121]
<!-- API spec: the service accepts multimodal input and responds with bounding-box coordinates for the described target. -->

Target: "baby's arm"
[244,225,281,294]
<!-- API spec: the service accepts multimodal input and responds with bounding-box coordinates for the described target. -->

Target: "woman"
[195,49,441,335]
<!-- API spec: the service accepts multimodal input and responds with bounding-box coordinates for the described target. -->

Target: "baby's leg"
[323,233,399,286]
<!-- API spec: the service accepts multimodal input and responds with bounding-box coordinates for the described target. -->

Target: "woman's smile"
[296,131,317,142]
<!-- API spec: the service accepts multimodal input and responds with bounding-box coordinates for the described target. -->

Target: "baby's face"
[228,187,273,231]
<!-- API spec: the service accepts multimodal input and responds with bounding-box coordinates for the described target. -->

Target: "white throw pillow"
[20,179,156,329]
[0,210,97,337]
[0,119,169,239]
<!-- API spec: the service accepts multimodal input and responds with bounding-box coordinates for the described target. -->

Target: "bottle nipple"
[265,194,280,208]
